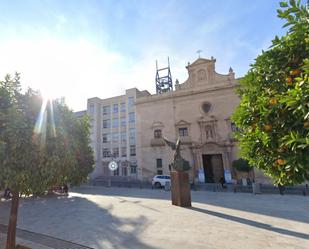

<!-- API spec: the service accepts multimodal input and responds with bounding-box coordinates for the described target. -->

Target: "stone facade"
[87,88,150,180]
[136,57,241,183]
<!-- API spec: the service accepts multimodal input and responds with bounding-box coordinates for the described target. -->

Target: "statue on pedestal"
[163,137,191,171]
[163,137,192,207]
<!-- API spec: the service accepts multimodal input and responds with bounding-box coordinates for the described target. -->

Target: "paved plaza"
[0,186,309,249]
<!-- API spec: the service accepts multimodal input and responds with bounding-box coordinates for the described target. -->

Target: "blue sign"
[198,168,205,183]
[224,169,232,183]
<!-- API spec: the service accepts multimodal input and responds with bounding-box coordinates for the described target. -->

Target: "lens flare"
[33,97,57,146]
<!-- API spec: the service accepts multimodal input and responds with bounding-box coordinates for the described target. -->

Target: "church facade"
[136,57,241,183]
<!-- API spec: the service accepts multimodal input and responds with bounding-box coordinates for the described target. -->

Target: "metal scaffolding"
[155,57,173,94]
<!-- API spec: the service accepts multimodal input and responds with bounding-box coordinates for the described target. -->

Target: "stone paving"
[0,224,93,249]
[0,186,309,249]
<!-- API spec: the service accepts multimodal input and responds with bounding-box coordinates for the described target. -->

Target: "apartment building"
[87,88,150,180]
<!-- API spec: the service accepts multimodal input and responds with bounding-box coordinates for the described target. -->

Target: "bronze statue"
[163,137,191,171]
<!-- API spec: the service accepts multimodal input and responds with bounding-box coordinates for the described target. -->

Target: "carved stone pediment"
[174,57,237,91]
[185,58,216,86]
[191,141,223,151]
[175,120,191,127]
[186,58,215,68]
[151,121,164,129]
[204,142,220,151]
[197,115,217,124]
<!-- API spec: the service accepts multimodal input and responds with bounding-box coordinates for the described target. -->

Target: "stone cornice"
[135,83,239,105]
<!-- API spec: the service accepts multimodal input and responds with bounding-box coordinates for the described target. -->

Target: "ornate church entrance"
[202,154,224,183]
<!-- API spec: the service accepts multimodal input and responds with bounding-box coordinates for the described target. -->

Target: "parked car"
[152,175,171,188]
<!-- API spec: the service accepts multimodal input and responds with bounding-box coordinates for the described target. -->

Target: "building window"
[121,102,126,112]
[112,118,119,128]
[103,105,110,115]
[157,170,163,175]
[130,164,137,174]
[128,97,134,108]
[122,166,127,176]
[112,132,119,143]
[89,104,94,115]
[121,147,127,157]
[129,128,135,144]
[103,133,111,143]
[179,127,188,137]
[156,158,162,168]
[112,147,119,158]
[121,131,126,143]
[103,164,109,176]
[121,117,126,127]
[129,112,135,123]
[130,145,136,156]
[154,129,162,139]
[103,148,110,158]
[113,167,119,176]
[103,119,110,129]
[113,104,119,113]
[201,102,211,114]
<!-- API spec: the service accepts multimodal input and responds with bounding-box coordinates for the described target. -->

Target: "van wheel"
[155,182,161,188]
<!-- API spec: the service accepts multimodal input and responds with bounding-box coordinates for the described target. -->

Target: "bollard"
[107,179,111,187]
[165,181,171,191]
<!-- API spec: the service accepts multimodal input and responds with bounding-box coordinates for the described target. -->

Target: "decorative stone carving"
[198,115,218,143]
[205,125,214,139]
[163,137,191,171]
[198,69,206,81]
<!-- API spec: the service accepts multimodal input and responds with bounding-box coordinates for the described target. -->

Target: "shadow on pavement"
[188,206,309,240]
[73,185,309,224]
[0,194,159,249]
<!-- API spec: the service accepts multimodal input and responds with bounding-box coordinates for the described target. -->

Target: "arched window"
[154,129,162,139]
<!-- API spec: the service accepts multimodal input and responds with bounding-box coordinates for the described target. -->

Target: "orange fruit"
[291,69,301,76]
[304,121,309,127]
[264,124,272,131]
[269,98,278,105]
[276,159,286,165]
[286,77,292,83]
[286,77,293,85]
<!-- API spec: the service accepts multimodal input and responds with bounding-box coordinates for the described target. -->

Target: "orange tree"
[0,74,94,249]
[232,1,309,186]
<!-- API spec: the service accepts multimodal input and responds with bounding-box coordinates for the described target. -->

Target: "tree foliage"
[232,1,309,185]
[232,158,251,173]
[0,74,94,249]
[0,74,94,194]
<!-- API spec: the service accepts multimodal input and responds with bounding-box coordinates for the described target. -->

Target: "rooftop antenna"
[155,57,173,94]
[196,49,203,58]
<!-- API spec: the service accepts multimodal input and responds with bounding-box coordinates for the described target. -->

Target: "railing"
[91,177,309,195]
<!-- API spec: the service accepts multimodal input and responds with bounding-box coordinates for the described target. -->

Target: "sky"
[0,0,293,111]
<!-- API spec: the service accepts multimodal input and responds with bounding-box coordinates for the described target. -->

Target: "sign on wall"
[224,169,232,183]
[198,168,205,183]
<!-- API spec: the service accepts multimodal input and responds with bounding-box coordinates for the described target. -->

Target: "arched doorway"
[202,154,224,183]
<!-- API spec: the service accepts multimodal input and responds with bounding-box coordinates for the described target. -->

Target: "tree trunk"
[6,191,19,249]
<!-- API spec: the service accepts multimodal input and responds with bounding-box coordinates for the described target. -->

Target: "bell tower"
[155,57,173,94]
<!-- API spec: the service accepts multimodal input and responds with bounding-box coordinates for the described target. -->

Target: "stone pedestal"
[171,171,192,207]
